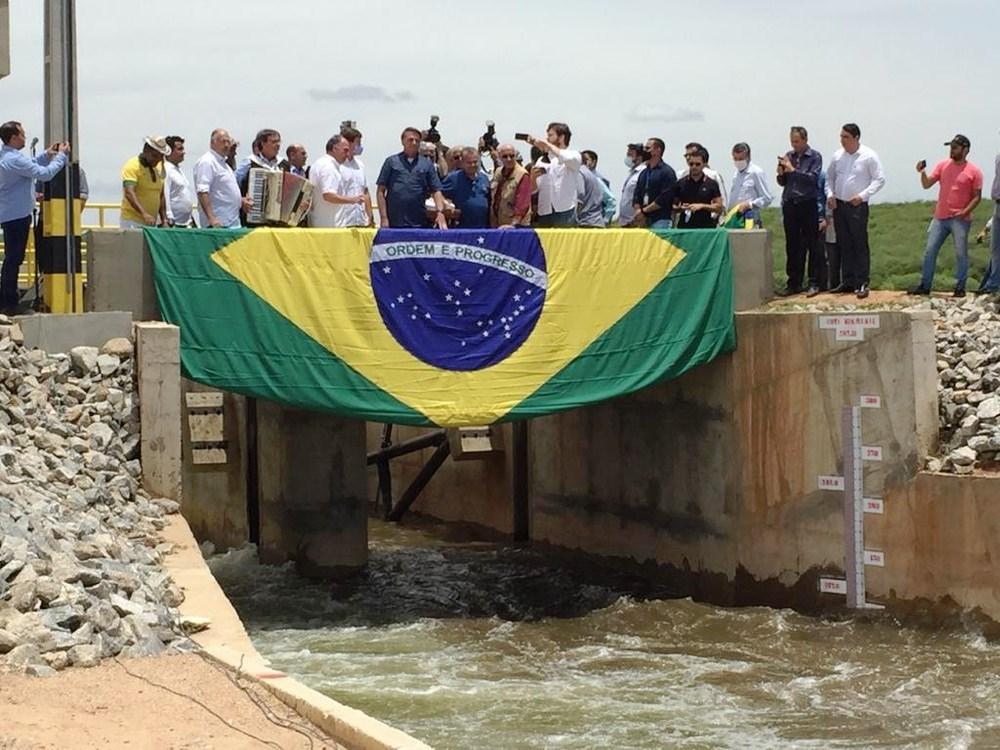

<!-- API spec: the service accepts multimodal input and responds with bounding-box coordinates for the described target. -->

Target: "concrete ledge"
[16,311,133,353]
[161,515,432,750]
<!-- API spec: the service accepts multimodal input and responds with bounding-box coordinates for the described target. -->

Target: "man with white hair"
[441,146,491,228]
[193,129,251,228]
[309,134,366,228]
[490,143,532,227]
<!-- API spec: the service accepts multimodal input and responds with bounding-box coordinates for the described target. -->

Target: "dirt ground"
[0,653,343,750]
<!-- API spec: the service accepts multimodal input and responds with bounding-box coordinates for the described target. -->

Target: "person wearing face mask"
[339,125,374,227]
[618,143,646,226]
[727,142,772,229]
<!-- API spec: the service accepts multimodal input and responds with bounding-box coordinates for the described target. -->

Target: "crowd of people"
[1,117,999,315]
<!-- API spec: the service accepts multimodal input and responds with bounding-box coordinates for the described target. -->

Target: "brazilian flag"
[145,227,735,427]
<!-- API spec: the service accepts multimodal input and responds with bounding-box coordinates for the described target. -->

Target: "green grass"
[761,200,996,291]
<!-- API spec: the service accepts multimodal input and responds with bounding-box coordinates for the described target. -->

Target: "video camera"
[480,121,498,152]
[341,120,357,130]
[427,115,441,144]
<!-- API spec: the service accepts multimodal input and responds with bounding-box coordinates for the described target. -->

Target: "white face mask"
[734,159,748,171]
[624,155,635,168]
[354,144,364,156]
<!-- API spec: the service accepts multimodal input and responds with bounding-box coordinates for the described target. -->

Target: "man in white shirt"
[163,136,194,227]
[527,122,583,227]
[728,142,773,228]
[339,125,374,227]
[618,143,646,226]
[193,129,250,228]
[825,122,886,299]
[309,134,366,228]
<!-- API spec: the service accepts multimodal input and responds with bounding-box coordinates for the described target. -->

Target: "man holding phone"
[910,135,983,297]
[776,126,823,296]
[524,123,582,227]
[0,120,70,315]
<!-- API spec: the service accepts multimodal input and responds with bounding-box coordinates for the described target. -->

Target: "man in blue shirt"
[631,137,677,229]
[0,121,70,314]
[376,127,448,229]
[441,147,490,228]
[776,125,823,296]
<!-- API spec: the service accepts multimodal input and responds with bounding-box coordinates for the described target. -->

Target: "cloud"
[305,86,415,103]
[624,105,705,124]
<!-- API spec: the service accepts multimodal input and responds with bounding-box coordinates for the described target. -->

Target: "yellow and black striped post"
[38,162,83,312]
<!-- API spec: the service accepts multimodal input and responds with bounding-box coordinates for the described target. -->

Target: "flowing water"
[209,520,1000,750]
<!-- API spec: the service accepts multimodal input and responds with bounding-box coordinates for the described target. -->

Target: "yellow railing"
[0,202,122,287]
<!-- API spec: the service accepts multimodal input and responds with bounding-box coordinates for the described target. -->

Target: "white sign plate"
[819,577,848,594]
[863,497,884,514]
[818,475,845,491]
[835,326,864,342]
[864,549,885,567]
[860,395,882,409]
[819,314,881,330]
[862,446,883,462]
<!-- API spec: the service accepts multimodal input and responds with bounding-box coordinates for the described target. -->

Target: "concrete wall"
[18,311,132,354]
[872,473,1000,619]
[384,310,975,618]
[729,229,773,311]
[257,400,368,577]
[180,381,250,551]
[85,229,159,320]
[367,424,515,534]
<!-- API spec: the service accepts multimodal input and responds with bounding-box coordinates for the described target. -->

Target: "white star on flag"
[423,273,431,281]
[464,288,471,296]
[513,294,521,302]
[397,295,404,303]
[445,294,453,301]
[382,266,391,274]
[477,236,485,244]
[454,280,461,287]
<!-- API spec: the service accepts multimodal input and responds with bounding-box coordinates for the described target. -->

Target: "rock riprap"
[0,319,191,674]
[933,296,1000,473]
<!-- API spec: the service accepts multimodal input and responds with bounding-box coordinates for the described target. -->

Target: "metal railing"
[0,201,121,286]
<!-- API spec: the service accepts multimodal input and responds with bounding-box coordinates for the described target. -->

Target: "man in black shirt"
[631,137,677,228]
[674,149,722,228]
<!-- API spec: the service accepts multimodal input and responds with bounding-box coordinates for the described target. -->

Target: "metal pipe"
[61,0,76,309]
[387,441,451,522]
[366,429,446,465]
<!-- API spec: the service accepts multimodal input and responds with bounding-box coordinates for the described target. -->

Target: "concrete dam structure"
[89,227,1000,627]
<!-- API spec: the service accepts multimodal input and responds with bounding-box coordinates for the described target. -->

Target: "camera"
[340,120,356,130]
[427,115,441,144]
[481,120,498,152]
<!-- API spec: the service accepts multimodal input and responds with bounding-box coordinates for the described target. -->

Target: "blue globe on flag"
[370,229,547,371]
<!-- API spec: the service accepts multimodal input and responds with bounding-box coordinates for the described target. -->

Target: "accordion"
[246,168,313,226]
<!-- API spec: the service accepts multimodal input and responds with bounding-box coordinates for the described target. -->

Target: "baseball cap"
[945,134,971,148]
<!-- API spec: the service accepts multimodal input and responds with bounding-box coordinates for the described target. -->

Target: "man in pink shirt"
[911,134,983,297]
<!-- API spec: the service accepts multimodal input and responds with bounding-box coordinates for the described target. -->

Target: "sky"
[2,0,999,205]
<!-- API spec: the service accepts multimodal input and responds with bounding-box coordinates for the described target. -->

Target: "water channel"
[209,519,1000,749]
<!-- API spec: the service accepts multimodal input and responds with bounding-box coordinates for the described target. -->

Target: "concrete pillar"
[84,229,160,320]
[728,229,774,310]
[256,400,367,577]
[135,322,182,501]
[180,381,249,551]
[0,1,10,80]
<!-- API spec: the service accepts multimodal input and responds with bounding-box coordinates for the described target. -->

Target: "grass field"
[761,200,997,291]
